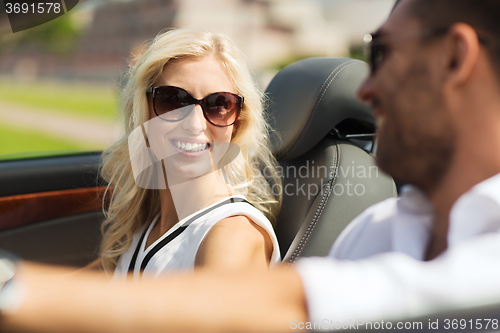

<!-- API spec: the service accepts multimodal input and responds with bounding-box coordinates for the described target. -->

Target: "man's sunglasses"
[147,86,244,127]
[364,27,450,75]
[364,26,490,75]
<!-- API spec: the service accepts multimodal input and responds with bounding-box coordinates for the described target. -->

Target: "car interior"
[0,153,104,266]
[266,57,396,262]
[0,57,396,267]
[4,56,497,333]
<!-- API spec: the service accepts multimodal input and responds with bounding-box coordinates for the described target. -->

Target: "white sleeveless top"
[112,195,281,281]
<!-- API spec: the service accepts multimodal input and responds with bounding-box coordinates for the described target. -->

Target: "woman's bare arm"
[1,262,308,333]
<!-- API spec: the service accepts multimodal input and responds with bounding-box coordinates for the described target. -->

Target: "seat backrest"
[265,57,397,262]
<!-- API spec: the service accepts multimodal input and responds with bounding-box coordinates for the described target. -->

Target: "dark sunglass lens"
[370,44,385,73]
[204,93,241,126]
[364,33,384,74]
[154,87,191,119]
[372,45,385,70]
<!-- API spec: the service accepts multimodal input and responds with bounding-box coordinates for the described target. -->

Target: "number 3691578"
[5,2,61,14]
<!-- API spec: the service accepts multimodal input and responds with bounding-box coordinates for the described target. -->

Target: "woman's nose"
[181,104,207,133]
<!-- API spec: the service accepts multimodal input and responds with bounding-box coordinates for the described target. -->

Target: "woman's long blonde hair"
[100,27,282,272]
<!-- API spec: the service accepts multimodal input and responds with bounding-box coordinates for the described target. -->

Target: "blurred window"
[0,9,120,161]
[0,78,118,161]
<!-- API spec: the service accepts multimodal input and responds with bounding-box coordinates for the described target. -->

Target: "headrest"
[266,57,375,160]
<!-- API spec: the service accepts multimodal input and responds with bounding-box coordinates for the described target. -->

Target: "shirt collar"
[392,186,433,259]
[393,173,500,256]
[448,172,500,246]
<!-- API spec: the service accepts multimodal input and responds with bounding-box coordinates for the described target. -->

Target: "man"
[1,0,500,331]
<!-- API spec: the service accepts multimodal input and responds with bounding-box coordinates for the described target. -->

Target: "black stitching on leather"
[285,61,357,160]
[287,140,341,263]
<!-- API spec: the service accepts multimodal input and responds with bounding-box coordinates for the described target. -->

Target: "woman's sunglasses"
[147,86,244,127]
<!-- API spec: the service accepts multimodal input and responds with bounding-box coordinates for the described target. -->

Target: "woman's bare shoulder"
[194,215,273,270]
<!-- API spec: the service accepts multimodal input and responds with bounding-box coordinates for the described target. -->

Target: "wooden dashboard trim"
[0,187,110,231]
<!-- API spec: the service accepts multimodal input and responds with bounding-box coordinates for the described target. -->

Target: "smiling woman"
[98,28,283,278]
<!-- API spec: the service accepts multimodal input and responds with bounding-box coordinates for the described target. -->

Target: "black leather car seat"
[265,57,397,263]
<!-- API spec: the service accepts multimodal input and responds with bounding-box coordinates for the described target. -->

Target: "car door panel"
[0,153,105,267]
[0,211,103,266]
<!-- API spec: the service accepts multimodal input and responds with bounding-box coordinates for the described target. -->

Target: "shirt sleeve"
[295,232,500,327]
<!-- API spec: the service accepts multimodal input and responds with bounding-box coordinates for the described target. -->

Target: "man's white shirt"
[295,172,500,326]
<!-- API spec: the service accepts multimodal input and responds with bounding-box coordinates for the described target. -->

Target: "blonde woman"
[96,28,282,279]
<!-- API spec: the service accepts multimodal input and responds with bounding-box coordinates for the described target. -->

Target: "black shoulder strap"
[127,225,150,273]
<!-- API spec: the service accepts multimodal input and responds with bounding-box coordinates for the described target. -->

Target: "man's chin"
[376,143,421,187]
[376,147,454,195]
[375,150,400,181]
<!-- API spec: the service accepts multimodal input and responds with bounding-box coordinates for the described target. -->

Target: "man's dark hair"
[392,0,500,77]
[392,0,403,12]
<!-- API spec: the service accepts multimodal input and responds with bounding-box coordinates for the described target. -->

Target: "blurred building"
[0,0,178,81]
[0,0,395,86]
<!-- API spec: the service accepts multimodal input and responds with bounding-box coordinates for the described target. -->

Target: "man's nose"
[182,104,207,133]
[357,76,375,104]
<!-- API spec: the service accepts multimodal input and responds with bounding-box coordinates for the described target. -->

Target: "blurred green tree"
[349,46,365,62]
[14,14,81,54]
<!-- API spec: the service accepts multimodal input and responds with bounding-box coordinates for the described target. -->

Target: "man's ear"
[444,23,480,86]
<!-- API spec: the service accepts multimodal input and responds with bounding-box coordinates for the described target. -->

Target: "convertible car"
[1,16,499,333]
[0,57,396,267]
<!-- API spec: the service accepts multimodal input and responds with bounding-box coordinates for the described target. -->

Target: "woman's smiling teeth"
[173,140,208,152]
